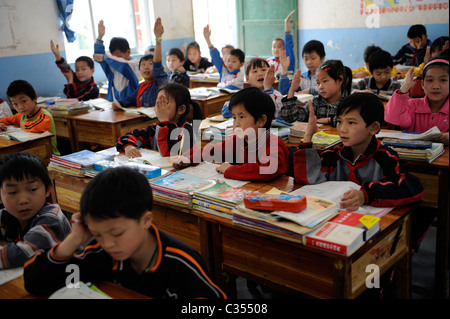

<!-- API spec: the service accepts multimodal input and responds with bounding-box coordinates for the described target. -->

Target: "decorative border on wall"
[360,0,449,15]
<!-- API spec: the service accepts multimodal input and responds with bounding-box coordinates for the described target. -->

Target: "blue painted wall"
[297,23,449,70]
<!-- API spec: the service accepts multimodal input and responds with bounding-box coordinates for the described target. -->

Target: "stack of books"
[203,118,234,141]
[384,141,444,163]
[192,181,256,219]
[311,131,341,150]
[49,149,114,177]
[46,99,91,116]
[302,210,380,256]
[287,122,308,144]
[149,171,216,209]
[232,194,342,243]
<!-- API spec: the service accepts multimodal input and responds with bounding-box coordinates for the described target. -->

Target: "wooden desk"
[52,109,157,152]
[0,274,149,299]
[0,135,53,165]
[47,168,414,299]
[192,93,232,119]
[189,77,220,89]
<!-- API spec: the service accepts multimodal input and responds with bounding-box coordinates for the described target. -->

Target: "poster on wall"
[361,0,449,15]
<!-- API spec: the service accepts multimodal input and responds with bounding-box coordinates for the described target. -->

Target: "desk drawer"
[54,118,71,138]
[119,119,156,137]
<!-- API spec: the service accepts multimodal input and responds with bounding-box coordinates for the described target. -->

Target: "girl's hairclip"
[423,58,449,70]
[322,67,331,72]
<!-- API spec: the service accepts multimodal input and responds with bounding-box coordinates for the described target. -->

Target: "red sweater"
[199,132,289,181]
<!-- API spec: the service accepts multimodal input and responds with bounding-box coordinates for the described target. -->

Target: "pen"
[179,132,185,157]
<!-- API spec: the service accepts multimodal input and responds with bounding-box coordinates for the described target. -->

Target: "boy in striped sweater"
[0,153,71,269]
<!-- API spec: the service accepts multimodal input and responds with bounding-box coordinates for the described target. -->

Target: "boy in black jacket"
[24,167,226,299]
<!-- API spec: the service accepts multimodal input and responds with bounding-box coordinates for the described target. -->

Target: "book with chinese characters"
[302,210,380,256]
[311,131,341,150]
[50,150,114,170]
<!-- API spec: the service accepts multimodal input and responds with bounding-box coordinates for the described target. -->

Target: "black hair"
[363,45,382,63]
[186,41,201,54]
[245,58,270,77]
[337,92,384,128]
[158,83,202,122]
[229,49,245,63]
[407,24,427,39]
[75,56,95,69]
[0,152,51,190]
[167,48,184,62]
[302,40,326,59]
[368,49,394,74]
[139,54,154,67]
[109,37,130,53]
[422,56,449,78]
[228,87,275,129]
[80,166,153,221]
[317,60,353,95]
[430,36,449,55]
[6,80,37,100]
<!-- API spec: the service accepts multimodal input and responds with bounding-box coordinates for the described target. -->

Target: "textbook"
[0,127,53,142]
[376,126,442,141]
[150,171,217,208]
[289,122,309,138]
[86,98,113,110]
[50,149,114,170]
[311,131,341,150]
[294,93,314,104]
[94,160,163,179]
[302,210,380,256]
[115,149,174,169]
[207,87,240,94]
[381,138,432,149]
[115,104,157,119]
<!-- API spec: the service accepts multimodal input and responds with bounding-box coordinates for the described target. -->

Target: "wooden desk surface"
[0,135,53,165]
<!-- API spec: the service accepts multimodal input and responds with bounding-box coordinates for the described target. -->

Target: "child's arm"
[51,40,74,84]
[279,70,308,123]
[115,125,158,156]
[153,17,163,64]
[203,25,223,74]
[278,49,293,95]
[284,9,296,73]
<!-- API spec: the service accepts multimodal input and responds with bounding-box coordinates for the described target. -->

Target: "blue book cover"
[150,171,215,193]
[54,150,114,167]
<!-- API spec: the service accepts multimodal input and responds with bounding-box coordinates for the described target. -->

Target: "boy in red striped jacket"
[288,92,424,210]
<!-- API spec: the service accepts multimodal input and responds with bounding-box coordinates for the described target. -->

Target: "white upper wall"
[0,0,64,57]
[298,0,449,29]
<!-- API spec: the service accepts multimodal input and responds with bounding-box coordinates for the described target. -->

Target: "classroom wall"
[0,0,196,100]
[297,0,449,69]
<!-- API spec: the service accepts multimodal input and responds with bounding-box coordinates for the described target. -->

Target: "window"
[64,0,154,62]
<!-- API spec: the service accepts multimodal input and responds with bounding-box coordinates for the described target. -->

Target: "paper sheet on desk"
[114,149,174,169]
[290,181,393,217]
[0,246,24,285]
[181,162,250,188]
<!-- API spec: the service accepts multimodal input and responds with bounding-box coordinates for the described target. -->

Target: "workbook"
[0,127,53,142]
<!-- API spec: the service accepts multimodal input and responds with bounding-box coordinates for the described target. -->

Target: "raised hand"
[50,40,61,60]
[279,49,290,74]
[97,20,105,40]
[154,17,164,38]
[264,64,275,91]
[302,100,317,144]
[203,25,212,47]
[400,67,416,94]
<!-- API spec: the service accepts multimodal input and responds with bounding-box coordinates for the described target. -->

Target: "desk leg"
[435,168,449,298]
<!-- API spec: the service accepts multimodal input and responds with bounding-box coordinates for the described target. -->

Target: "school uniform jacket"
[287,137,424,207]
[353,76,401,96]
[94,40,140,102]
[385,89,449,133]
[0,107,60,155]
[280,92,348,126]
[393,40,431,67]
[0,203,71,269]
[23,224,226,299]
[119,61,168,107]
[183,57,213,73]
[115,118,197,160]
[55,57,100,101]
[209,47,244,90]
[267,31,295,78]
[199,131,289,181]
[221,87,284,119]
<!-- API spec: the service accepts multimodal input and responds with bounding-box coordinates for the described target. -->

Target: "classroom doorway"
[236,0,298,65]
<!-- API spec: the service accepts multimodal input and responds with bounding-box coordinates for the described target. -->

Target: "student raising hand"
[154,17,164,39]
[287,69,302,99]
[50,40,61,61]
[203,24,212,47]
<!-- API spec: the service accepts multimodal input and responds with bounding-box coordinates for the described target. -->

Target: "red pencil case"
[243,194,307,212]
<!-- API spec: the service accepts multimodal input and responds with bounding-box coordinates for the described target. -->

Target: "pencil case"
[243,194,307,212]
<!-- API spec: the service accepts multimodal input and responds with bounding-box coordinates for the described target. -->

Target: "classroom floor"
[235,221,445,299]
